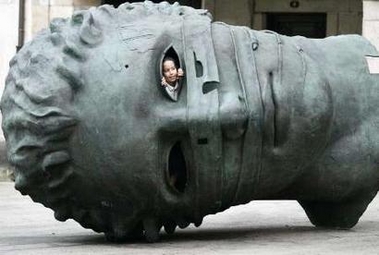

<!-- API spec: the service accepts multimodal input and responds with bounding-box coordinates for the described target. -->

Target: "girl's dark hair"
[162,56,178,69]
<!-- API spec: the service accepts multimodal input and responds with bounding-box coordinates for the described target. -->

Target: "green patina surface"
[2,1,379,242]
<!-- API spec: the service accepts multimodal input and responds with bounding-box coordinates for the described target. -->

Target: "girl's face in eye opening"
[162,60,178,86]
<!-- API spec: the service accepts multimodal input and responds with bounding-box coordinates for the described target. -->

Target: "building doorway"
[101,0,201,9]
[266,13,327,38]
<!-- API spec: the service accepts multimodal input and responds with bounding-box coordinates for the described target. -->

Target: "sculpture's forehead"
[116,19,182,53]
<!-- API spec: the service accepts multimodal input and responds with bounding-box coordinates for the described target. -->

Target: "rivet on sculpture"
[2,1,379,243]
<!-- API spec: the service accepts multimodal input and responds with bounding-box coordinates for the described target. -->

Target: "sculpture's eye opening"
[167,142,187,193]
[160,46,183,102]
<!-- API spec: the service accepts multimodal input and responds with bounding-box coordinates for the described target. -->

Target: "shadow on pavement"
[0,225,334,245]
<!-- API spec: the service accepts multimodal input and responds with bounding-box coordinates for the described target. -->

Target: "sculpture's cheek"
[273,60,333,165]
[256,50,334,197]
[301,68,334,144]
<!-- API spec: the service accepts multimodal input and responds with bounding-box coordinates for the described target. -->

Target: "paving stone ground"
[1,181,379,255]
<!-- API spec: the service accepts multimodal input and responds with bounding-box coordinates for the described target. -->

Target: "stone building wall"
[363,0,379,50]
[204,0,362,36]
[0,0,19,142]
[203,0,253,27]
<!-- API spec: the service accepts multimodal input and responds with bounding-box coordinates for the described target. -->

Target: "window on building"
[266,13,327,38]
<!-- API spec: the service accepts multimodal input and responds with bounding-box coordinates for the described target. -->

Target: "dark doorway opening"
[267,13,327,38]
[101,0,201,9]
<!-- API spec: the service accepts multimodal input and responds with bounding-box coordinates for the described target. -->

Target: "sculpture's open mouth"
[167,141,188,193]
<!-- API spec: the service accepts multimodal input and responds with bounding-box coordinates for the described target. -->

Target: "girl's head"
[162,57,179,86]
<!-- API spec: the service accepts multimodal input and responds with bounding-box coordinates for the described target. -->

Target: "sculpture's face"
[1,0,340,242]
[4,0,379,244]
[65,15,193,242]
[1,2,209,242]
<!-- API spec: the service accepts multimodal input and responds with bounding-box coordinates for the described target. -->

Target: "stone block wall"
[363,0,379,50]
[0,0,19,143]
[204,0,253,27]
[204,0,363,36]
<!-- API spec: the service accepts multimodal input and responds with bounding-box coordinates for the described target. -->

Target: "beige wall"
[363,0,379,50]
[0,0,19,140]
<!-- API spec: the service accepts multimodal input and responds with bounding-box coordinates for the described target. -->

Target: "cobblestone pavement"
[1,181,379,255]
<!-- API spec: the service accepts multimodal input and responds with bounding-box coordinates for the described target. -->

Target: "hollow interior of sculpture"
[163,46,180,70]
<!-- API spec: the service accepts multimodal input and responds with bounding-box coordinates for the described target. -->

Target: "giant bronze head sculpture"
[2,1,379,242]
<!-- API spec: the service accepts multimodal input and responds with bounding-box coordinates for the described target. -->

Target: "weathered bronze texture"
[2,1,379,243]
